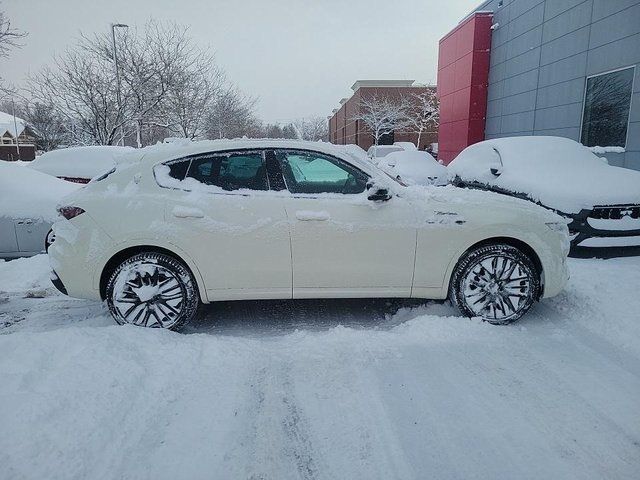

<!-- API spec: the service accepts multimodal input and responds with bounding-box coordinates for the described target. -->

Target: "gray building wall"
[474,0,640,170]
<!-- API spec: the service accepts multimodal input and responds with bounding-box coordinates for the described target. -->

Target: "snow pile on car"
[379,150,447,186]
[28,146,135,181]
[0,161,80,221]
[447,136,640,214]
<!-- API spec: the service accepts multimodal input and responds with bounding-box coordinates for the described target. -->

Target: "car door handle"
[295,210,330,221]
[172,206,205,218]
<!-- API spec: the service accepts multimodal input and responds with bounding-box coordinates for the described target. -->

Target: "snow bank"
[0,161,80,221]
[448,136,640,213]
[28,146,135,180]
[379,150,447,186]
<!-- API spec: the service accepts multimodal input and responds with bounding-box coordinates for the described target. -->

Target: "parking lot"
[1,254,639,480]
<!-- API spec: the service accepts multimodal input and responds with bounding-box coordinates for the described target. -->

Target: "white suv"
[48,140,569,329]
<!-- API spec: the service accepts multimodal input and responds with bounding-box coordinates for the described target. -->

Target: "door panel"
[283,195,417,298]
[167,192,291,300]
[16,218,50,253]
[160,150,292,301]
[0,217,18,253]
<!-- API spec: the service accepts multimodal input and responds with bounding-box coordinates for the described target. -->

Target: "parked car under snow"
[448,136,640,251]
[28,146,134,184]
[378,150,447,186]
[0,161,80,259]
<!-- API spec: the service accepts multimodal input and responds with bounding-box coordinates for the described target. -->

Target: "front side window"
[276,151,368,194]
[581,67,634,148]
[185,152,268,191]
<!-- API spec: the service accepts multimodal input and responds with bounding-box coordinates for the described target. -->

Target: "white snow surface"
[0,161,81,221]
[1,254,640,479]
[448,136,640,213]
[28,146,135,180]
[378,150,447,186]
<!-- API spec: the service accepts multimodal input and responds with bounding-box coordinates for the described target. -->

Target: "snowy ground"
[1,255,639,480]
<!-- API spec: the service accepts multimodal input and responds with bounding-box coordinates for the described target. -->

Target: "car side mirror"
[367,185,392,202]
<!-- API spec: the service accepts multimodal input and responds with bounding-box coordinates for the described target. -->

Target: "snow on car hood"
[0,161,81,221]
[447,136,640,214]
[28,146,135,180]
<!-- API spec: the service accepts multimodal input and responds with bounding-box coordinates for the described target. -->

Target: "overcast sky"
[2,0,479,123]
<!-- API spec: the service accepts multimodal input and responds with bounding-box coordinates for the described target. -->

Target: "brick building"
[328,80,438,151]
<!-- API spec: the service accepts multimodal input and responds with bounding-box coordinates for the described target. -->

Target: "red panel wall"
[437,12,492,164]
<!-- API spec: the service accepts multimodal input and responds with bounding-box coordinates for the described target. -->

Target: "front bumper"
[567,207,640,250]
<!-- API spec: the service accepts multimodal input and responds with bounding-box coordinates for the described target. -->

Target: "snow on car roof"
[0,161,81,221]
[447,136,640,213]
[28,146,135,180]
[136,139,376,173]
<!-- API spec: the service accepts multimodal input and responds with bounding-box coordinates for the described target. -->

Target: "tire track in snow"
[241,358,319,480]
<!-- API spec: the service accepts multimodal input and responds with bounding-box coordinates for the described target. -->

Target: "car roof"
[134,139,376,175]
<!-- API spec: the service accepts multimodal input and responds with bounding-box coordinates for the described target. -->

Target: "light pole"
[111,22,128,146]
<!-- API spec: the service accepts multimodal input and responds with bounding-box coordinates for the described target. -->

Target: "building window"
[581,66,635,148]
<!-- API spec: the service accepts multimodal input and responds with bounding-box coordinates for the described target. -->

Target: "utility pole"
[11,98,20,160]
[111,22,128,146]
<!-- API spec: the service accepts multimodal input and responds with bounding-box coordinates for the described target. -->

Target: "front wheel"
[105,252,200,330]
[449,244,540,325]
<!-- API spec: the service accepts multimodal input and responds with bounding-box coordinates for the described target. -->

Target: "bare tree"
[28,49,127,145]
[26,20,236,147]
[352,94,412,156]
[407,89,439,149]
[295,116,329,141]
[205,85,260,139]
[0,8,25,58]
[23,101,69,151]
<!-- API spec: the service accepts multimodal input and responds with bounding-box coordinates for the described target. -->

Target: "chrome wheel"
[462,255,532,321]
[111,262,186,328]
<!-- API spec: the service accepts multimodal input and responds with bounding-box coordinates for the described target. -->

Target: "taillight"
[58,206,86,220]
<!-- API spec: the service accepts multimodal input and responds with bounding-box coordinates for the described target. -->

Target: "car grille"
[589,205,640,220]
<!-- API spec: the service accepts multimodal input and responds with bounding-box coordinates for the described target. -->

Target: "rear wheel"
[105,252,199,330]
[450,244,540,325]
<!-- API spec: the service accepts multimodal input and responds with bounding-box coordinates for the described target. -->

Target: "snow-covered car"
[367,144,404,159]
[378,150,447,186]
[28,146,134,183]
[48,139,570,329]
[0,161,80,259]
[448,136,640,250]
[393,141,417,151]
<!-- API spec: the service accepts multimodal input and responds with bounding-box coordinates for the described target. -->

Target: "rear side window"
[186,152,268,191]
[167,160,190,181]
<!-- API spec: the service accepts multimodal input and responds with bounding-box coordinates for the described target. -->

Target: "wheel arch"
[99,244,208,302]
[445,236,544,299]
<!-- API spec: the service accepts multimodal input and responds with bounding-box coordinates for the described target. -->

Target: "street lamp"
[111,22,128,146]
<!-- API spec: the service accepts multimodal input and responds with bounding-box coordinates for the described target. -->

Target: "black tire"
[449,243,540,325]
[45,229,55,252]
[105,252,200,330]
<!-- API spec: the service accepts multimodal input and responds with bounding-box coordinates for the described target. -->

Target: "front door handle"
[172,206,205,218]
[295,210,330,221]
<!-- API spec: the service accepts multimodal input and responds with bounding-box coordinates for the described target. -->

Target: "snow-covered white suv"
[48,140,570,329]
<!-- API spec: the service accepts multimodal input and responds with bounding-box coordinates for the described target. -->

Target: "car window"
[276,151,368,194]
[185,152,268,191]
[167,160,190,180]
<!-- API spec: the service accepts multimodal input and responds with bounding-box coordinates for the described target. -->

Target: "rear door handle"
[295,210,330,221]
[172,206,205,218]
